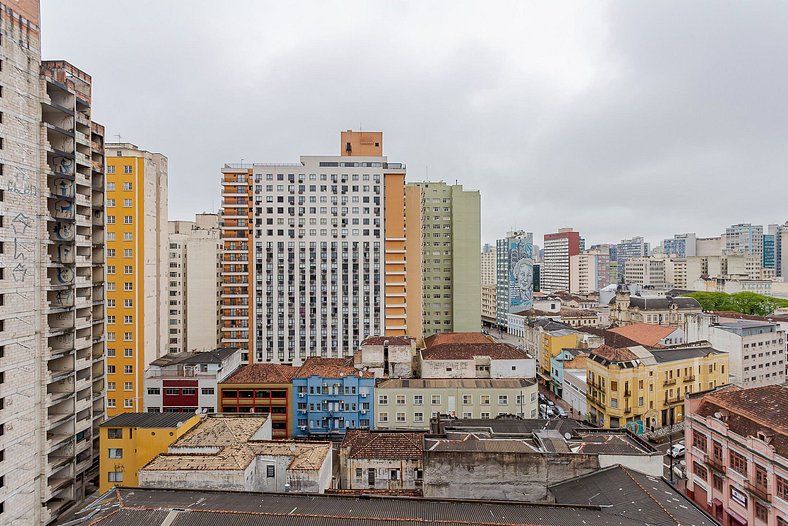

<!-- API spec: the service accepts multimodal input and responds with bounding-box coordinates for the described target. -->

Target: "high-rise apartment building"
[615,236,650,274]
[663,233,696,257]
[105,144,168,416]
[541,228,581,292]
[724,223,763,257]
[495,231,533,327]
[1,1,107,517]
[481,243,495,285]
[569,248,611,294]
[623,256,666,288]
[409,181,481,336]
[168,214,222,353]
[220,131,422,364]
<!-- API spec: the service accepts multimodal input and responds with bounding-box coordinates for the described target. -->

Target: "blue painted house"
[550,348,588,397]
[292,357,375,438]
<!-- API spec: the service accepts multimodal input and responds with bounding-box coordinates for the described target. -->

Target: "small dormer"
[757,430,774,446]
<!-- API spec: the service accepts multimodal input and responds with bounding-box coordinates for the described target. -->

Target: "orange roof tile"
[295,357,374,379]
[590,345,638,363]
[222,364,299,385]
[424,332,493,348]
[421,343,529,361]
[608,323,678,347]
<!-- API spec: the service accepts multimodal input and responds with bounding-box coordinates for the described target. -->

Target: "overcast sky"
[41,1,788,248]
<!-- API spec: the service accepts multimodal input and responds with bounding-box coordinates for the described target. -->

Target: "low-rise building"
[549,348,588,397]
[99,413,202,493]
[562,368,587,418]
[686,313,786,387]
[422,425,662,501]
[218,363,300,438]
[481,284,497,326]
[511,308,599,329]
[608,284,702,327]
[684,385,788,526]
[138,415,332,494]
[608,323,685,347]
[144,348,242,413]
[354,336,416,378]
[339,429,425,491]
[292,357,376,438]
[586,343,729,430]
[375,378,538,428]
[419,343,535,379]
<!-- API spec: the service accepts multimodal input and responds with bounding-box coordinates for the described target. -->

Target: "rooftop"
[431,417,587,437]
[424,332,493,348]
[141,415,330,472]
[608,323,678,347]
[222,363,300,384]
[378,378,535,389]
[295,357,374,379]
[650,345,723,363]
[590,345,639,363]
[576,327,643,348]
[420,343,529,361]
[514,308,597,318]
[712,310,788,323]
[694,384,788,455]
[549,465,715,526]
[73,486,649,526]
[341,429,424,460]
[100,413,196,429]
[360,336,413,346]
[149,348,238,368]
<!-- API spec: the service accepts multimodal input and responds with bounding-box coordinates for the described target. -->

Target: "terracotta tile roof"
[341,429,424,460]
[695,385,788,456]
[590,345,638,363]
[421,343,530,361]
[712,310,788,323]
[577,327,641,348]
[361,336,413,346]
[295,357,374,379]
[222,364,299,384]
[424,332,493,348]
[608,323,677,347]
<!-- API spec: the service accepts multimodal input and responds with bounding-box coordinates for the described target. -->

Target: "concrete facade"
[167,214,221,353]
[355,336,416,379]
[541,229,581,292]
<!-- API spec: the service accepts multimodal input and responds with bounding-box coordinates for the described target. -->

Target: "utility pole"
[669,430,675,484]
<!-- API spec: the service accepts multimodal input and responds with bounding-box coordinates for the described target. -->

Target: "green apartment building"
[408,182,481,335]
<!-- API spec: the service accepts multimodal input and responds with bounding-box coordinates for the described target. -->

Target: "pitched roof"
[612,296,701,310]
[550,465,715,526]
[576,327,641,348]
[421,343,529,361]
[341,429,424,460]
[222,363,299,384]
[149,348,239,367]
[295,357,373,379]
[100,412,195,429]
[712,310,788,323]
[590,345,639,363]
[424,332,493,347]
[361,336,413,346]
[695,384,788,455]
[608,323,678,347]
[378,378,535,389]
[649,346,723,363]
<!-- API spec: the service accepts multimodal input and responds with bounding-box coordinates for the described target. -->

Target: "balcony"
[663,379,677,387]
[683,376,696,383]
[706,455,725,473]
[745,480,771,502]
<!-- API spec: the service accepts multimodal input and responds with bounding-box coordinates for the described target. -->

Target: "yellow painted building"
[99,413,201,492]
[539,328,581,382]
[105,143,168,415]
[586,343,728,430]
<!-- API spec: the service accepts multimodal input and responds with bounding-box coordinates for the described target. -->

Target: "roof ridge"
[620,466,679,524]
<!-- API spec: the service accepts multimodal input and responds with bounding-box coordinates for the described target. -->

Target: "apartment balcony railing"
[663,379,677,386]
[744,480,771,502]
[705,455,725,473]
[683,375,696,383]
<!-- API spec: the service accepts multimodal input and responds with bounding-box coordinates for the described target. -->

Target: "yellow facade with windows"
[539,329,579,381]
[586,344,728,430]
[105,144,168,415]
[99,414,200,493]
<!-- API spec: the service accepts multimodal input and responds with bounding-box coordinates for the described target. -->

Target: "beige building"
[168,213,221,353]
[624,256,666,288]
[481,284,496,325]
[0,7,107,518]
[569,249,611,294]
[608,285,702,327]
[408,181,481,336]
[419,343,536,379]
[375,378,538,428]
[139,415,332,494]
[481,244,496,285]
[105,143,168,416]
[339,429,424,491]
[665,257,688,289]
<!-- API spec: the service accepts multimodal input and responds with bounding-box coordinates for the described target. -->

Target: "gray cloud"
[41,1,788,248]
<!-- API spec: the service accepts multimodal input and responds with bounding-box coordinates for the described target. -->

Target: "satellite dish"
[564,432,572,441]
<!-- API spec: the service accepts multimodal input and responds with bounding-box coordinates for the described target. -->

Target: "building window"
[729,449,748,476]
[431,395,441,405]
[123,181,132,190]
[413,395,423,405]
[498,395,508,405]
[108,472,123,483]
[713,474,723,491]
[124,399,133,408]
[108,448,123,459]
[692,431,707,452]
[693,462,707,481]
[480,395,490,405]
[147,388,160,395]
[124,382,132,391]
[396,395,406,406]
[107,398,116,408]
[777,475,788,501]
[107,428,123,439]
[201,388,215,395]
[124,365,133,374]
[266,465,275,478]
[462,395,472,405]
[378,412,388,423]
[755,502,768,522]
[378,395,388,405]
[414,412,424,422]
[396,412,406,422]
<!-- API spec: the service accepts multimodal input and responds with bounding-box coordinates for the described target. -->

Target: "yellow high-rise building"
[105,143,168,415]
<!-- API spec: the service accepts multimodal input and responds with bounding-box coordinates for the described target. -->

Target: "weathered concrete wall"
[346,458,423,490]
[139,469,245,491]
[491,358,536,379]
[423,451,600,502]
[598,453,663,477]
[421,359,475,378]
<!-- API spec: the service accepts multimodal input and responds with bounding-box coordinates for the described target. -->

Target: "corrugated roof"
[150,348,239,367]
[99,412,195,429]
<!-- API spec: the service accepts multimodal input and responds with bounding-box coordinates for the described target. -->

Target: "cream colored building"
[624,256,666,288]
[105,143,168,415]
[481,284,497,325]
[665,257,687,289]
[168,214,221,353]
[375,378,538,429]
[481,244,496,285]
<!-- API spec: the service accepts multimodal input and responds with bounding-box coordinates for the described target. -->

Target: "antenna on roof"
[113,133,123,143]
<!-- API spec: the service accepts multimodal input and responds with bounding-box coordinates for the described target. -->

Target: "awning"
[727,508,748,526]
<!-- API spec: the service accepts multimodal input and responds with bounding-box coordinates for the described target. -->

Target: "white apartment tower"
[481,244,495,286]
[1,2,107,518]
[220,131,417,364]
[168,214,222,353]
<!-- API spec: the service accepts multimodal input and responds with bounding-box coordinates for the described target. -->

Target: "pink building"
[684,385,788,526]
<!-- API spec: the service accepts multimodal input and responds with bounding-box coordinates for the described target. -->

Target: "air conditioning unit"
[361,392,367,397]
[299,425,306,430]
[298,393,305,398]
[360,410,367,414]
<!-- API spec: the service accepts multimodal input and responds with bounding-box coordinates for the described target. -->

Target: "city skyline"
[41,1,788,245]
